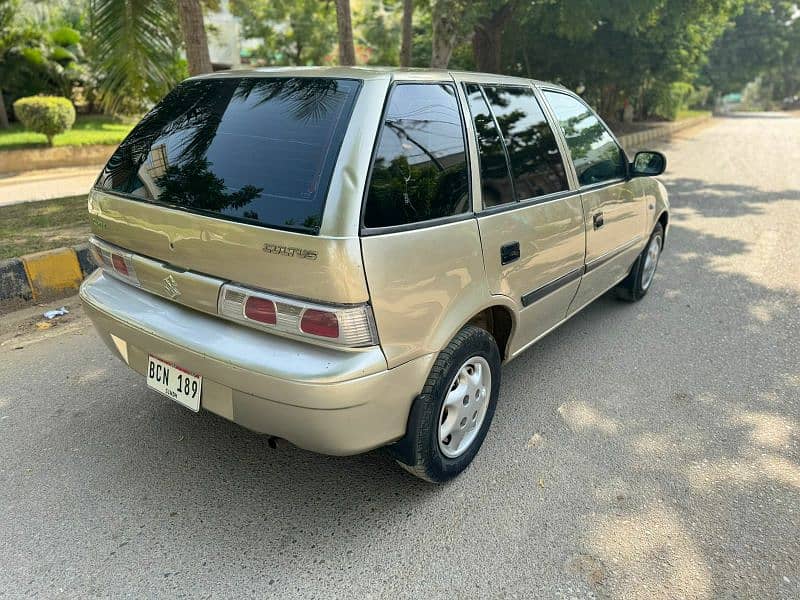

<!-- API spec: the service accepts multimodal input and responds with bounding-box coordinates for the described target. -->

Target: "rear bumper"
[79,270,434,455]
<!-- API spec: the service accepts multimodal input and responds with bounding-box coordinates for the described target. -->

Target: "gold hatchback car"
[81,67,668,482]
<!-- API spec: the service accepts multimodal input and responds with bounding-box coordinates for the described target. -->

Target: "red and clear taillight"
[218,284,379,348]
[89,236,140,287]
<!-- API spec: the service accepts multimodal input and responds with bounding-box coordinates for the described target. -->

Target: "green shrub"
[12,96,76,147]
[688,85,712,110]
[650,82,694,121]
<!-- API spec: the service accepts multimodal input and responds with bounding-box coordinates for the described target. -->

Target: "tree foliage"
[703,1,799,98]
[498,0,749,119]
[0,0,87,122]
[230,0,337,65]
[2,0,798,122]
[358,0,402,65]
[88,0,185,114]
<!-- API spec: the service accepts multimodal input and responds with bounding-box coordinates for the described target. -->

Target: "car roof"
[190,65,567,90]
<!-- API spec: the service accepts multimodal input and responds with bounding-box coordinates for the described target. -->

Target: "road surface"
[1,113,798,599]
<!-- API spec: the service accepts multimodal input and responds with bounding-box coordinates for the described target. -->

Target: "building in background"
[205,0,243,70]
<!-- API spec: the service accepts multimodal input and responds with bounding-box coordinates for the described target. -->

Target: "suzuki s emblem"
[162,275,181,299]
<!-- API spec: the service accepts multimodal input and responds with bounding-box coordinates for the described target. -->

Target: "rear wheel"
[389,325,501,483]
[615,223,663,302]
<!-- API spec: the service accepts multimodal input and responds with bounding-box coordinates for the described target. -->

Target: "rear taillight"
[300,309,339,339]
[219,284,378,348]
[111,254,129,275]
[244,296,277,325]
[89,237,140,287]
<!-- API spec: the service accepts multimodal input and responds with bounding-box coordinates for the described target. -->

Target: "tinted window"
[543,91,627,187]
[464,84,515,207]
[96,77,360,234]
[364,83,469,228]
[483,86,569,200]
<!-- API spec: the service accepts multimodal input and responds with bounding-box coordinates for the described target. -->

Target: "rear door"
[460,79,585,357]
[541,89,646,313]
[359,79,488,368]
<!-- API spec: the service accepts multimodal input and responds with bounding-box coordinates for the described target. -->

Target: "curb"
[617,115,711,152]
[0,243,97,309]
[0,145,114,175]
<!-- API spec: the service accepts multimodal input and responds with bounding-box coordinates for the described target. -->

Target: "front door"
[459,80,585,358]
[541,90,646,314]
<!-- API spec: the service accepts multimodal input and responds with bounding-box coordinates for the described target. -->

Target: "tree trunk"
[473,2,514,73]
[335,0,356,66]
[400,0,413,67]
[0,90,9,129]
[430,1,459,68]
[177,0,213,76]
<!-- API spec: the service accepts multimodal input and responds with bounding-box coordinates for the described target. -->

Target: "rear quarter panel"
[361,219,505,368]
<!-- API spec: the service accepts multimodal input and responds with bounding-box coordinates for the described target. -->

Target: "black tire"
[615,223,664,302]
[388,325,501,483]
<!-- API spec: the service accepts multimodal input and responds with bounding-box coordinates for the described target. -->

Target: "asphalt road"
[1,113,799,599]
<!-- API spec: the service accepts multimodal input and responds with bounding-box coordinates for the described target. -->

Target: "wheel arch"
[657,210,669,247]
[462,299,518,362]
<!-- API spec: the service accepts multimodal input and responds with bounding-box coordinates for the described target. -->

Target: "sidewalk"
[0,165,102,206]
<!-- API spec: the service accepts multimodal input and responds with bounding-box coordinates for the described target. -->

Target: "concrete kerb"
[618,115,711,152]
[0,145,114,175]
[0,243,97,312]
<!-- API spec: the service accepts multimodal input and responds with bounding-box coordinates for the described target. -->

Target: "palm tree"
[89,0,212,114]
[334,0,356,66]
[400,0,413,67]
[176,0,212,76]
[90,0,180,113]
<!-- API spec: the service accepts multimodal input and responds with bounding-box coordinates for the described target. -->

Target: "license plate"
[146,355,202,412]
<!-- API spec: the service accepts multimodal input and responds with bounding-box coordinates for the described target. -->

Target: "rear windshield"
[95,77,361,234]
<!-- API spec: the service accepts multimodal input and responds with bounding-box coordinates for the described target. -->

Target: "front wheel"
[615,223,663,302]
[388,325,501,483]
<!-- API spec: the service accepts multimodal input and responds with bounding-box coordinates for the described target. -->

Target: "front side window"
[543,91,627,187]
[364,83,469,228]
[482,86,569,201]
[96,77,361,234]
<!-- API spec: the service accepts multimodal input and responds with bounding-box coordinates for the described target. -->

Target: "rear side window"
[482,86,569,201]
[543,91,627,187]
[464,84,515,208]
[95,77,360,234]
[364,83,469,229]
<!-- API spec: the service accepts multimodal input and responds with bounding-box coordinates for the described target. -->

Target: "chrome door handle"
[593,212,604,229]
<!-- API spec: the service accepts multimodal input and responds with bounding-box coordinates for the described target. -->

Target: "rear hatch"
[89,74,378,347]
[89,74,384,347]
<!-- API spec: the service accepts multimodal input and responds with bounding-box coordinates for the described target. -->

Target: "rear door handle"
[500,241,520,265]
[593,212,604,229]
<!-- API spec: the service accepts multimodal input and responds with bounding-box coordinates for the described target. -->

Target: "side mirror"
[631,151,666,177]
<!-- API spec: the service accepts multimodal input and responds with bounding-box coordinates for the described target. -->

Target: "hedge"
[12,96,76,147]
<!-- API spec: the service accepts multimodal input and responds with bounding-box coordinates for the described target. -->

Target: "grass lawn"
[676,109,712,120]
[0,195,89,259]
[0,115,134,151]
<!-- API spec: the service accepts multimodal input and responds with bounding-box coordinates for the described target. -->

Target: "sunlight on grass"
[0,195,89,259]
[676,109,712,120]
[0,116,134,151]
